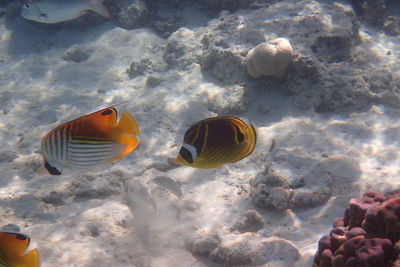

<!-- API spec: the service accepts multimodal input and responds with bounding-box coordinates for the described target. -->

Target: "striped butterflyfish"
[0,232,40,267]
[175,116,256,169]
[40,106,139,175]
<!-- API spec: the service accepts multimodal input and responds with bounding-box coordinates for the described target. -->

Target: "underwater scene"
[1,0,400,266]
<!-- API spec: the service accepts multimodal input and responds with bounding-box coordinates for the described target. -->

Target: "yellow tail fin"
[118,111,140,136]
[21,249,40,267]
[112,134,138,162]
[230,124,257,163]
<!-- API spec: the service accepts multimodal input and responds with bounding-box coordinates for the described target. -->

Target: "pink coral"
[313,190,400,267]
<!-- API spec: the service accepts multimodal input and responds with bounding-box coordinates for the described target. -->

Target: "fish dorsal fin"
[75,107,118,133]
[89,0,111,19]
[117,111,140,136]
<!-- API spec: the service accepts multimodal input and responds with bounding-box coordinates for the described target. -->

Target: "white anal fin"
[90,0,111,19]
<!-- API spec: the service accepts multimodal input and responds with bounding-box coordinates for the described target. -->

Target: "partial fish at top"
[40,106,140,175]
[21,0,111,24]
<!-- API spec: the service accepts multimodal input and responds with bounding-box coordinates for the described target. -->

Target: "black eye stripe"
[179,147,193,164]
[101,109,113,115]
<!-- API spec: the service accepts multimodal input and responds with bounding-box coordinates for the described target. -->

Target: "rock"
[291,186,331,208]
[245,38,293,78]
[286,52,321,95]
[210,233,299,265]
[62,46,92,63]
[201,44,247,85]
[233,210,265,233]
[146,75,163,88]
[204,0,257,15]
[127,58,152,78]
[163,28,202,69]
[311,35,352,63]
[351,0,386,26]
[186,228,221,256]
[251,167,309,210]
[106,0,150,29]
[86,223,100,237]
[40,191,66,206]
[268,187,290,210]
[383,16,400,36]
[207,84,253,115]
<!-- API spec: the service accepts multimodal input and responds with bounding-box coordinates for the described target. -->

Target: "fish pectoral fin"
[89,0,111,19]
[111,134,138,162]
[118,111,140,136]
[20,249,40,267]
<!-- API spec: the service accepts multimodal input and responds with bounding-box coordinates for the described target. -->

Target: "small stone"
[186,229,221,256]
[383,16,400,36]
[146,75,163,88]
[87,223,100,237]
[62,47,92,63]
[41,191,66,206]
[127,58,152,78]
[268,187,290,210]
[233,210,265,233]
[292,187,331,208]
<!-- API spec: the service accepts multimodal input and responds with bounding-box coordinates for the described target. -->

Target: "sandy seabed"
[1,0,400,266]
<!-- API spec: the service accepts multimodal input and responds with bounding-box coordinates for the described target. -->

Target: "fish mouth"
[174,155,187,166]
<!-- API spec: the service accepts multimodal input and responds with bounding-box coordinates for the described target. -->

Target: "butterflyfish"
[21,0,111,24]
[175,116,256,169]
[0,232,40,267]
[40,106,139,175]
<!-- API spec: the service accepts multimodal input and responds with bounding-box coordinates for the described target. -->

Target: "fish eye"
[24,3,30,8]
[101,109,113,115]
[237,132,245,142]
[179,146,193,164]
[15,233,27,240]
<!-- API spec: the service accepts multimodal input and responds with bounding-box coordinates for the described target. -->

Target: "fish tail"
[231,123,257,163]
[111,134,138,162]
[118,111,140,136]
[20,248,40,267]
[89,0,111,19]
[242,123,257,156]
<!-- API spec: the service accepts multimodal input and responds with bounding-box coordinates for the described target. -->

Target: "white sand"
[1,1,400,266]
